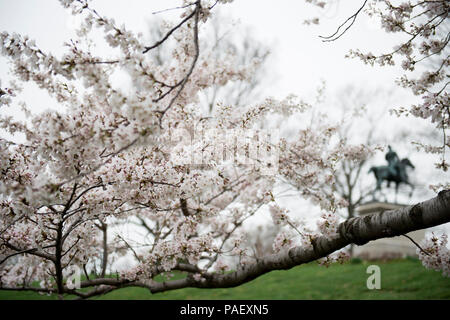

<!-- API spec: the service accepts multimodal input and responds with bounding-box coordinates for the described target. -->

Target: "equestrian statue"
[368,145,415,202]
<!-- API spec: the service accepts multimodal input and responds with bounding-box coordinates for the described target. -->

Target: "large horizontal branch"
[3,190,449,298]
[79,190,450,297]
[0,242,56,263]
[0,286,57,294]
[146,190,450,293]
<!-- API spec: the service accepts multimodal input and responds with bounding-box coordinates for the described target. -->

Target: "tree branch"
[3,191,449,298]
[320,0,368,42]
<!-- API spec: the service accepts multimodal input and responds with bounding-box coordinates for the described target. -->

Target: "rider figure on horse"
[385,145,400,178]
[368,145,415,200]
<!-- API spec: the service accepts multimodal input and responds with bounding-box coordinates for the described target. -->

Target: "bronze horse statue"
[368,158,415,201]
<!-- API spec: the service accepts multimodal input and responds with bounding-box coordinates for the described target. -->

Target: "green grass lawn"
[1,258,449,300]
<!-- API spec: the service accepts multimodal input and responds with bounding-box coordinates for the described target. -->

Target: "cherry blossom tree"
[0,0,449,299]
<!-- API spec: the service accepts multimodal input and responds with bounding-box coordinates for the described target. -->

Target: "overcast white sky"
[0,0,448,207]
[0,0,413,96]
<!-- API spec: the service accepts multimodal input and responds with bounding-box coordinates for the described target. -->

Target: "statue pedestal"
[353,202,427,260]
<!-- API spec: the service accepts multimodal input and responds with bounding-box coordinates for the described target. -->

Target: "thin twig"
[320,0,368,42]
[156,1,201,124]
[143,9,197,53]
[152,2,196,15]
[402,234,430,256]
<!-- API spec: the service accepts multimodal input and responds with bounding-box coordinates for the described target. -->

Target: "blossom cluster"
[418,233,450,277]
